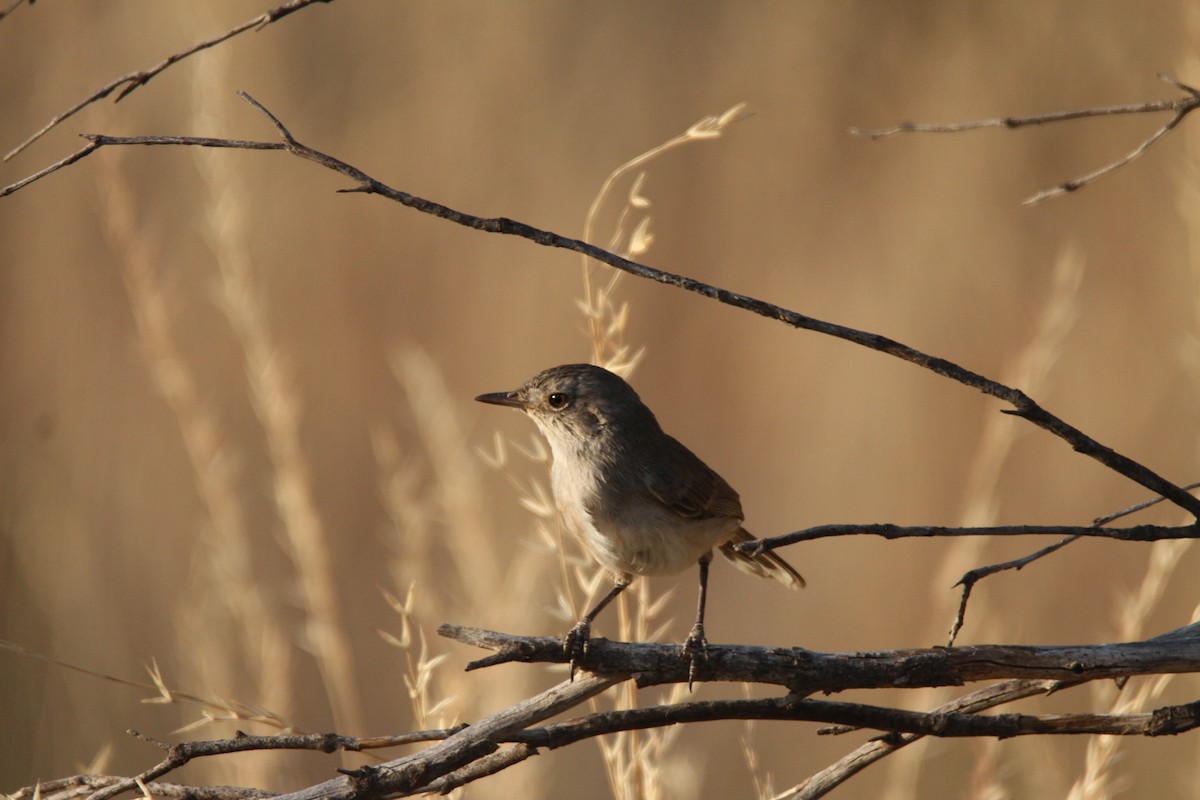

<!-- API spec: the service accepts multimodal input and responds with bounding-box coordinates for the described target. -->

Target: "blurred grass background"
[2,2,1200,798]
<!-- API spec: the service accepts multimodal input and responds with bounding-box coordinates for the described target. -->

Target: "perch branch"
[437,622,1200,692]
[17,629,1200,800]
[5,92,1193,520]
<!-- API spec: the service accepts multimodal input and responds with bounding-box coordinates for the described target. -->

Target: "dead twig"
[742,522,1199,556]
[2,0,333,162]
[944,481,1200,645]
[788,622,1200,798]
[0,0,30,23]
[13,621,1200,800]
[852,73,1200,205]
[947,534,1082,646]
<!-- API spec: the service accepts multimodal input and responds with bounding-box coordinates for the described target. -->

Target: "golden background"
[2,2,1199,798]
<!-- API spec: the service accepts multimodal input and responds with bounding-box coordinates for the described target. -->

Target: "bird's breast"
[549,456,736,577]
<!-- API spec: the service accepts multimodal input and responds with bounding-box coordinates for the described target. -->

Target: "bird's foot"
[683,623,709,690]
[563,620,591,680]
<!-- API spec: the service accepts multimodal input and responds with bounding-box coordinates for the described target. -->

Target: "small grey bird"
[476,363,803,679]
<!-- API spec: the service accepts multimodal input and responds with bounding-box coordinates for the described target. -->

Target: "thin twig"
[10,93,1192,520]
[0,136,283,198]
[1023,104,1188,205]
[742,522,1198,556]
[945,481,1200,645]
[2,0,333,161]
[946,535,1082,646]
[852,97,1193,139]
[852,73,1200,205]
[0,0,29,23]
[1093,480,1200,526]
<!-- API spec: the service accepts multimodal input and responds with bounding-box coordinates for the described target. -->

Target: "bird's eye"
[547,392,571,410]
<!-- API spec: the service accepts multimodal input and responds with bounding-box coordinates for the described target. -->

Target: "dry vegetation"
[2,3,1200,799]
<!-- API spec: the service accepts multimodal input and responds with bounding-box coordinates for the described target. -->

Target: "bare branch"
[0,0,30,23]
[18,632,1200,800]
[743,522,1198,557]
[270,672,625,800]
[793,679,1062,799]
[2,0,333,161]
[1022,106,1187,205]
[416,744,539,796]
[792,622,1200,797]
[521,695,1200,742]
[1093,480,1200,526]
[852,74,1200,205]
[0,140,102,198]
[0,136,282,199]
[947,534,1082,646]
[15,674,622,800]
[8,95,1192,519]
[437,623,1200,691]
[7,775,275,800]
[851,98,1192,139]
[28,691,1197,800]
[943,481,1200,645]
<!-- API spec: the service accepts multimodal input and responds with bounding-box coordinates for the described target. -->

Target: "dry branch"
[2,0,332,161]
[743,521,1199,554]
[437,623,1200,692]
[14,621,1199,800]
[0,0,29,23]
[852,73,1200,204]
[4,92,1196,523]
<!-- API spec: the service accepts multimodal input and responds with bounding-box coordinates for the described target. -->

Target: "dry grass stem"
[185,8,363,746]
[93,131,297,774]
[579,102,749,372]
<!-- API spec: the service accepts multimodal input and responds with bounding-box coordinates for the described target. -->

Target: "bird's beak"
[475,390,529,409]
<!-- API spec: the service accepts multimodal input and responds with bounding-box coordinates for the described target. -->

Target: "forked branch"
[10,622,1200,800]
[2,0,333,162]
[852,73,1200,204]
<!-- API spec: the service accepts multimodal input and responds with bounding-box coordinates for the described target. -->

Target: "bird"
[476,363,803,681]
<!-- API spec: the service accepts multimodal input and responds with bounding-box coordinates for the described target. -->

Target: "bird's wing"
[642,434,744,522]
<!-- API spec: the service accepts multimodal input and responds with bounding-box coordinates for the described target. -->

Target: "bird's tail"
[718,528,805,589]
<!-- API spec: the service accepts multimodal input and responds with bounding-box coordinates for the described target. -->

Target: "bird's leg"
[565,573,632,678]
[684,553,713,689]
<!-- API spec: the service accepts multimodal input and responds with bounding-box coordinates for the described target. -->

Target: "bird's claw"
[564,620,591,680]
[684,623,709,690]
